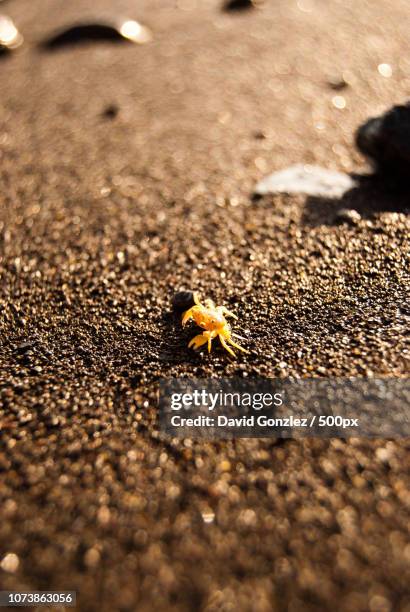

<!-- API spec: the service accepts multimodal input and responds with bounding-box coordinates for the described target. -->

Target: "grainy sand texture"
[0,1,409,610]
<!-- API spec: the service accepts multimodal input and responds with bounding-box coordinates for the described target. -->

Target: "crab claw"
[182,308,194,326]
[188,333,208,350]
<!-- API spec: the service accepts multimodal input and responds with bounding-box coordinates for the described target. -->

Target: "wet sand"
[0,0,409,610]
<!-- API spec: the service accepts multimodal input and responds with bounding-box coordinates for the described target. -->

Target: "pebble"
[375,447,392,463]
[218,460,231,472]
[42,18,152,49]
[327,76,348,91]
[97,506,111,526]
[335,208,361,225]
[223,0,265,10]
[238,508,257,527]
[15,341,37,354]
[102,104,119,119]
[355,102,410,177]
[332,95,346,109]
[84,548,100,568]
[0,552,19,573]
[172,290,197,312]
[0,15,23,52]
[224,0,254,10]
[377,63,392,78]
[254,164,356,198]
[201,510,215,524]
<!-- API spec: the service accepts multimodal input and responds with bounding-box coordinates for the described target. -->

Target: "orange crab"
[182,294,248,357]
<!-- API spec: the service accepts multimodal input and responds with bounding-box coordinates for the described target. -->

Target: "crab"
[182,294,248,357]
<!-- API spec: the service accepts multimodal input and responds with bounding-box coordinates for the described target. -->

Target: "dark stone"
[355,103,410,178]
[223,0,255,11]
[42,24,131,48]
[103,104,119,119]
[40,19,151,50]
[172,290,197,312]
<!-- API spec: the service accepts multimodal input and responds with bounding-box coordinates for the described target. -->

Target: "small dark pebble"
[172,290,197,312]
[327,76,348,91]
[253,130,267,140]
[102,104,119,119]
[356,102,410,178]
[223,0,263,11]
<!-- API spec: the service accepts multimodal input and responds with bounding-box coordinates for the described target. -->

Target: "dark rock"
[172,291,197,312]
[102,104,119,119]
[223,0,263,11]
[355,103,410,178]
[41,18,152,50]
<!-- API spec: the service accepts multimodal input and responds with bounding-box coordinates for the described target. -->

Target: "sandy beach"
[0,0,409,610]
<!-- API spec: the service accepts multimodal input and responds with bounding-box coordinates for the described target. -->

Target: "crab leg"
[227,337,248,353]
[218,334,236,358]
[217,306,237,319]
[206,330,218,352]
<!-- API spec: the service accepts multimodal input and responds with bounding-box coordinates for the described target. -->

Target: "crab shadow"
[157,310,213,366]
[301,174,410,227]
